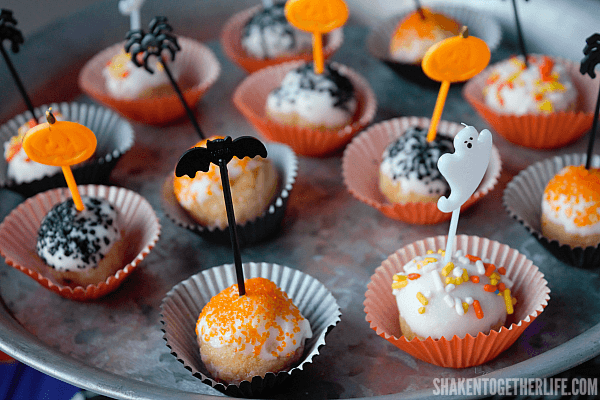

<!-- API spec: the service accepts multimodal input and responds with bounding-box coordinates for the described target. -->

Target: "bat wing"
[175,147,212,178]
[231,136,267,160]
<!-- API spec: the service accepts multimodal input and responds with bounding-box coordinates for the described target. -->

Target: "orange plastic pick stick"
[313,32,324,74]
[22,108,97,211]
[427,80,450,142]
[285,0,348,74]
[422,27,490,141]
[61,165,84,211]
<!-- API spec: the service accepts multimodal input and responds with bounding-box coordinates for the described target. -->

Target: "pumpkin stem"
[460,26,469,38]
[45,107,56,124]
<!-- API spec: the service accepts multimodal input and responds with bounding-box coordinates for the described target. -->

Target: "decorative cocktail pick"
[22,108,97,211]
[175,136,268,296]
[437,125,492,263]
[285,0,349,74]
[0,9,35,118]
[119,0,145,31]
[580,33,600,170]
[503,0,529,68]
[125,16,205,139]
[422,26,490,142]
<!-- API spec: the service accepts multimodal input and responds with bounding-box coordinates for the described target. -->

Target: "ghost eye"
[469,137,473,140]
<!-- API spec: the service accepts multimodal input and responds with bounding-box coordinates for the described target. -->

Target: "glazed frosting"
[266,63,356,128]
[483,55,577,115]
[196,277,312,361]
[103,49,180,99]
[242,2,312,59]
[389,8,460,64]
[380,127,454,198]
[392,249,514,340]
[4,113,64,184]
[542,165,600,237]
[37,196,121,271]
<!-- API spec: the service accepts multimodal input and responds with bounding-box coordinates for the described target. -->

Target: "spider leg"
[142,51,155,73]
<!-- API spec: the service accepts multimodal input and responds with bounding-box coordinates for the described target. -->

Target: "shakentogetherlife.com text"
[432,377,598,396]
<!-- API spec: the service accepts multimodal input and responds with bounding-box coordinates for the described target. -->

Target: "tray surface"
[1,1,600,399]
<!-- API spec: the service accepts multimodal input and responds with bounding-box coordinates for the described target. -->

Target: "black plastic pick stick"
[0,9,35,118]
[509,0,529,68]
[124,16,205,139]
[175,136,268,297]
[414,0,425,19]
[580,33,600,169]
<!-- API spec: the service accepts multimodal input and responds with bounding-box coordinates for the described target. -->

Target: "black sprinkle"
[36,197,119,270]
[382,127,454,196]
[242,2,296,57]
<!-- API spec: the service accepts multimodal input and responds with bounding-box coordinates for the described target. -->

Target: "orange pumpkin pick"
[23,108,97,211]
[421,26,490,141]
[285,0,349,74]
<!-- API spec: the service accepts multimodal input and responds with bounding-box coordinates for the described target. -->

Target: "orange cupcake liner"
[221,5,343,74]
[364,235,550,368]
[78,37,220,125]
[342,117,502,224]
[0,185,161,301]
[233,60,377,157]
[463,55,597,149]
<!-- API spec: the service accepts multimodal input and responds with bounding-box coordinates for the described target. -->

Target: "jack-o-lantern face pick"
[23,118,96,167]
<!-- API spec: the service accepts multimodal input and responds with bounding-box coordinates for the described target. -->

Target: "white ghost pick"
[437,125,493,262]
[119,0,145,31]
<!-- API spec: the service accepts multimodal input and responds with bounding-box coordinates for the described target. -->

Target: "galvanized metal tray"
[1,1,600,398]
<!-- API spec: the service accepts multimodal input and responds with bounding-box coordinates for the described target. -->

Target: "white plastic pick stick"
[119,0,145,31]
[437,125,492,263]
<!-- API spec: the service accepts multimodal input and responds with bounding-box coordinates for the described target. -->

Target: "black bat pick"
[0,9,35,118]
[124,16,204,139]
[175,136,268,297]
[581,33,600,170]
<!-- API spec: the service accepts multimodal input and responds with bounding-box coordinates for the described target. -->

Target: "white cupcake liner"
[0,102,135,197]
[160,262,341,397]
[366,4,502,84]
[504,153,600,268]
[342,116,502,224]
[364,235,550,368]
[161,141,298,246]
[0,185,161,300]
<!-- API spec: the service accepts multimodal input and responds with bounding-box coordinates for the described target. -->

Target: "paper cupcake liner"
[233,61,377,157]
[0,102,134,197]
[342,117,502,225]
[366,4,502,85]
[220,5,343,74]
[364,235,550,368]
[161,142,298,246]
[463,55,597,149]
[78,37,220,125]
[160,262,341,397]
[504,153,600,269]
[0,185,161,301]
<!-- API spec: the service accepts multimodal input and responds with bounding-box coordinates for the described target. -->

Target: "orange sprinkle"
[483,284,496,292]
[408,273,421,280]
[538,56,555,82]
[473,300,484,319]
[497,267,506,275]
[470,275,480,284]
[498,282,506,292]
[466,254,481,263]
[484,263,496,277]
[196,277,306,357]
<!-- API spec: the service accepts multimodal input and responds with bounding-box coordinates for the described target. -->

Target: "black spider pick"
[175,136,268,296]
[581,33,600,170]
[502,0,529,68]
[0,9,35,118]
[125,16,204,138]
